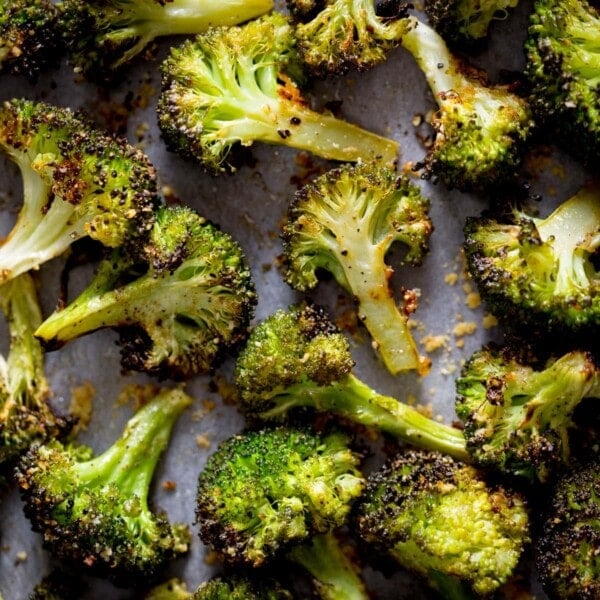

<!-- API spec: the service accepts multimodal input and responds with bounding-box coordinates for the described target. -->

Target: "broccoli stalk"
[354,449,530,598]
[0,98,158,284]
[456,346,600,482]
[16,387,192,584]
[399,16,533,191]
[464,182,600,332]
[157,13,399,173]
[35,205,257,380]
[235,304,469,461]
[282,162,432,374]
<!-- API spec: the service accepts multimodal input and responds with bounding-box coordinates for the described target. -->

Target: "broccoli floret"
[524,0,600,167]
[424,0,520,47]
[0,0,63,77]
[464,183,600,333]
[35,205,257,380]
[0,273,70,465]
[0,98,159,284]
[288,0,412,76]
[29,568,86,599]
[399,16,533,192]
[157,13,399,174]
[235,303,469,461]
[15,387,192,585]
[354,449,530,597]
[535,457,600,600]
[196,426,365,567]
[57,0,274,81]
[282,162,432,374]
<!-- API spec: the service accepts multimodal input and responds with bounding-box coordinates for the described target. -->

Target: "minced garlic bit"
[453,321,477,338]
[69,380,95,433]
[196,434,211,449]
[482,313,499,329]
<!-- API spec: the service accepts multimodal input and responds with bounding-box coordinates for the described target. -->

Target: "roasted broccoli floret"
[457,346,600,482]
[57,0,274,81]
[524,0,600,167]
[287,0,411,76]
[399,16,533,192]
[35,205,257,380]
[535,457,600,600]
[282,162,432,374]
[0,98,159,284]
[464,183,600,333]
[354,449,530,597]
[15,387,192,585]
[0,0,63,77]
[424,0,520,47]
[157,12,399,174]
[235,303,469,461]
[196,426,365,567]
[29,568,86,599]
[0,273,70,465]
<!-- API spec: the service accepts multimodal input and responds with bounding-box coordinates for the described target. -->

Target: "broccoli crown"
[0,0,62,77]
[35,205,257,380]
[536,457,600,600]
[196,426,365,567]
[0,98,159,283]
[157,13,398,173]
[401,17,533,192]
[194,575,293,600]
[524,0,600,166]
[0,274,70,464]
[464,184,600,333]
[282,162,431,374]
[354,449,530,596]
[29,568,86,599]
[424,0,520,46]
[456,346,600,482]
[290,0,412,76]
[15,388,192,585]
[57,0,274,81]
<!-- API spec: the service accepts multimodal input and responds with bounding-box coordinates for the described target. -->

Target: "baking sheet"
[0,1,587,597]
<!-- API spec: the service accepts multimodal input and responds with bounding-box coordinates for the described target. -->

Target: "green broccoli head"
[35,205,257,380]
[401,17,533,192]
[0,273,70,465]
[0,98,159,284]
[456,346,600,482]
[424,0,520,46]
[57,0,274,81]
[157,13,399,174]
[282,162,431,374]
[289,0,412,76]
[0,0,63,77]
[194,575,293,600]
[464,183,600,333]
[354,449,530,597]
[524,0,600,167]
[536,457,600,600]
[15,388,192,585]
[195,426,365,567]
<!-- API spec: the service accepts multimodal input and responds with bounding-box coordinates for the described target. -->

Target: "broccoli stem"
[72,388,191,500]
[289,533,369,600]
[257,373,469,461]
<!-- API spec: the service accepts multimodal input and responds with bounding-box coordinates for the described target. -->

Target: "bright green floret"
[196,426,365,567]
[157,13,399,174]
[282,162,432,374]
[0,98,159,284]
[464,183,600,332]
[400,16,533,192]
[35,205,257,380]
[235,303,469,461]
[288,0,412,76]
[0,273,70,465]
[456,346,600,482]
[536,457,600,600]
[424,0,520,46]
[354,449,530,597]
[524,0,600,167]
[15,388,192,585]
[57,0,274,81]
